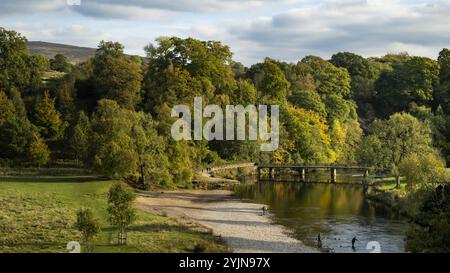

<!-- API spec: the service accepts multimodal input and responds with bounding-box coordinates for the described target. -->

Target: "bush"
[74,208,100,253]
[406,185,450,252]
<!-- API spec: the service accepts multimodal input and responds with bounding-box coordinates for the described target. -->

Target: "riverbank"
[366,181,416,218]
[135,190,317,253]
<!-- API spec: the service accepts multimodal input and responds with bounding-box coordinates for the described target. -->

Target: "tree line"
[0,27,448,189]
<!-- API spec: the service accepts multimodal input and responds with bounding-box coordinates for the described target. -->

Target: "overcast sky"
[1,0,449,65]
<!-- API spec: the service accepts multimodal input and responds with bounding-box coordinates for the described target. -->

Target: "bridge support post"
[363,169,369,178]
[299,168,306,182]
[330,168,337,183]
[269,168,273,180]
[257,167,261,182]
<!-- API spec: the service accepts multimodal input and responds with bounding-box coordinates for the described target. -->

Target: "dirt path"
[135,190,317,253]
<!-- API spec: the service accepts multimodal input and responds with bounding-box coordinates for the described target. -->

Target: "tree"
[50,54,72,72]
[330,119,362,164]
[436,48,450,114]
[295,56,355,121]
[298,56,351,98]
[7,87,27,119]
[142,37,236,113]
[281,105,335,164]
[34,91,64,140]
[0,28,44,94]
[0,116,33,160]
[399,152,448,189]
[91,99,171,185]
[107,183,136,245]
[91,41,143,110]
[330,52,388,120]
[91,99,137,177]
[375,57,439,116]
[28,133,50,168]
[131,112,171,189]
[231,79,257,105]
[288,89,327,117]
[359,113,433,188]
[74,208,100,253]
[406,184,450,253]
[68,111,91,166]
[0,91,15,125]
[248,58,290,104]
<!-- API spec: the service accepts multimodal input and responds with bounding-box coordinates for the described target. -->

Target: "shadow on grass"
[102,222,212,236]
[0,176,110,183]
[0,242,69,251]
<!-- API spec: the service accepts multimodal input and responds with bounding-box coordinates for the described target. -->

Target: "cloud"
[2,0,450,65]
[226,0,450,63]
[0,0,305,18]
[0,0,66,15]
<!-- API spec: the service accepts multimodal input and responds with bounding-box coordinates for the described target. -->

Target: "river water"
[234,175,408,253]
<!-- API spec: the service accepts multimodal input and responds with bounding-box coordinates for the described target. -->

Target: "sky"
[0,0,449,65]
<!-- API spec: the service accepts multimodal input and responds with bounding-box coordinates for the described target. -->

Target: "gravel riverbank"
[135,190,317,253]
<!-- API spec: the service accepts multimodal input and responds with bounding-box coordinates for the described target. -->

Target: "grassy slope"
[0,176,227,253]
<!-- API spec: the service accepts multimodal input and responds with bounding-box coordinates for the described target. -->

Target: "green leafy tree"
[0,28,44,94]
[68,111,91,165]
[50,54,72,72]
[399,152,448,189]
[248,58,290,104]
[289,89,327,117]
[107,183,136,245]
[0,91,15,125]
[8,87,27,119]
[28,133,50,168]
[406,184,450,253]
[295,56,355,121]
[143,37,236,113]
[436,48,450,114]
[91,99,137,177]
[359,113,433,188]
[376,56,439,116]
[34,91,64,140]
[131,112,171,189]
[91,99,171,185]
[0,117,33,160]
[74,208,101,253]
[91,41,143,110]
[331,52,389,119]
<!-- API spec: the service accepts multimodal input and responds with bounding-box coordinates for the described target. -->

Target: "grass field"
[0,175,228,253]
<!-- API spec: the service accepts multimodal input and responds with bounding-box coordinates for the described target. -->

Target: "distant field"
[0,175,227,253]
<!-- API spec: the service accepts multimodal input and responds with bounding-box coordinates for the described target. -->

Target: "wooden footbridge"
[205,163,371,184]
[257,164,370,183]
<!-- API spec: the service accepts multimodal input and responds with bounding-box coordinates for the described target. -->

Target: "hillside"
[28,41,97,63]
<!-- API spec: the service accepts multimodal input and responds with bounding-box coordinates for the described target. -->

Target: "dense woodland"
[0,27,449,252]
[0,27,448,187]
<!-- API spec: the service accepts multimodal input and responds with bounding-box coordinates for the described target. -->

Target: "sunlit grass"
[0,176,228,253]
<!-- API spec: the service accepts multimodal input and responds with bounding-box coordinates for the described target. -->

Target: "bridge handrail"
[256,164,371,169]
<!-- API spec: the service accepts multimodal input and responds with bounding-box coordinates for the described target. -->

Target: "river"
[234,175,408,253]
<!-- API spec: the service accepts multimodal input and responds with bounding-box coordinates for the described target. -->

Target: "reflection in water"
[234,180,407,253]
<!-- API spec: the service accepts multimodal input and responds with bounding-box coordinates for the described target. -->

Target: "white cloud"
[225,0,450,63]
[1,0,449,65]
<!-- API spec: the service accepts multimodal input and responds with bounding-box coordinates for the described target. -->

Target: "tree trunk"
[140,164,146,189]
[395,175,401,189]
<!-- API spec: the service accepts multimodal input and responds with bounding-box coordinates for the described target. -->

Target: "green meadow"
[0,175,227,253]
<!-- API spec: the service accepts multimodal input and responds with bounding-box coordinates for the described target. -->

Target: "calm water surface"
[234,176,408,253]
